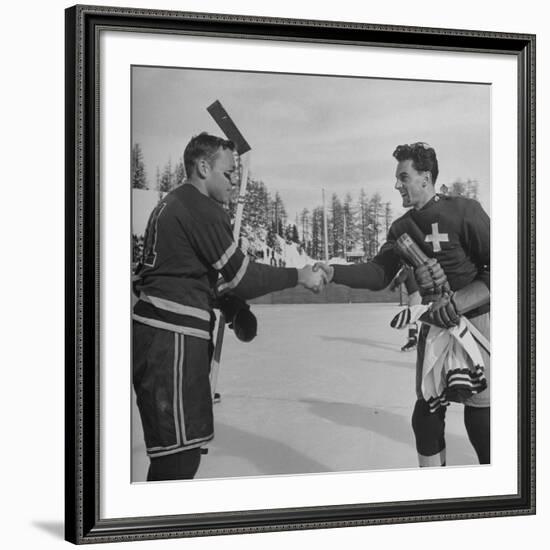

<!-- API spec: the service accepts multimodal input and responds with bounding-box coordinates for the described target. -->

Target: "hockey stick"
[396,233,490,355]
[206,100,252,398]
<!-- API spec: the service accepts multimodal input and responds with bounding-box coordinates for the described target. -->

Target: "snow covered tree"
[369,192,383,256]
[447,179,480,200]
[283,224,300,244]
[310,206,325,260]
[270,192,287,237]
[299,208,310,248]
[242,178,269,231]
[330,193,344,258]
[173,159,186,187]
[358,188,371,257]
[343,192,360,255]
[464,179,479,200]
[159,160,175,193]
[131,143,147,189]
[449,180,466,197]
[384,201,392,235]
[291,224,300,244]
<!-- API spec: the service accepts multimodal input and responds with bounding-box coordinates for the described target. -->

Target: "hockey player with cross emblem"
[315,142,490,468]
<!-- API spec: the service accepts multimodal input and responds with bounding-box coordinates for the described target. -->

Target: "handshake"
[297,262,334,294]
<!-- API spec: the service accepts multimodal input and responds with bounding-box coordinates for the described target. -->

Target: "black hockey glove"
[215,294,257,343]
[414,258,448,297]
[426,292,460,328]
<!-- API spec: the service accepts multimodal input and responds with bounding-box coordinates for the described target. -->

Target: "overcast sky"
[132,66,490,222]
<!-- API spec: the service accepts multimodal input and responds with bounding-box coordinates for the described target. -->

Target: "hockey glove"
[427,292,460,328]
[414,258,448,297]
[216,294,258,343]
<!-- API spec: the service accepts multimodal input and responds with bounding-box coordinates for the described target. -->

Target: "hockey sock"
[464,406,490,464]
[147,448,202,481]
[412,399,447,467]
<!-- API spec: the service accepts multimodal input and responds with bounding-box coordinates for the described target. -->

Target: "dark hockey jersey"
[333,195,490,307]
[133,184,297,339]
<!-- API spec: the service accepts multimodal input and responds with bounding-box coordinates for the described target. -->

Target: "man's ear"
[196,158,210,179]
[423,171,432,186]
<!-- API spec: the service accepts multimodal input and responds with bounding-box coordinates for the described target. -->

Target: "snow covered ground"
[131,303,477,481]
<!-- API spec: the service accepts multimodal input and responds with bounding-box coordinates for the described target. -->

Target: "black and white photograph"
[2,0,545,546]
[130,65,491,482]
[59,3,536,545]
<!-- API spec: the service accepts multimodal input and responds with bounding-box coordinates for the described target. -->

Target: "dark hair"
[183,132,235,177]
[392,142,439,184]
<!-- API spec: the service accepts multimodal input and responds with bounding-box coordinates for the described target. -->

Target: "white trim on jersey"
[212,241,237,271]
[139,293,210,321]
[148,438,213,457]
[217,255,249,293]
[132,315,210,340]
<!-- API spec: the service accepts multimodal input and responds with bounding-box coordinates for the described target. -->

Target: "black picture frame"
[65,4,536,544]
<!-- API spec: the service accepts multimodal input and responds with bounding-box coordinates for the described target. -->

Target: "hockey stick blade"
[207,100,251,155]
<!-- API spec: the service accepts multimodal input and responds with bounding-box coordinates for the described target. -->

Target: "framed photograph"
[65,4,535,544]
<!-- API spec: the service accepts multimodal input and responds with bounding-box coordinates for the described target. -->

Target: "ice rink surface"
[132,303,478,481]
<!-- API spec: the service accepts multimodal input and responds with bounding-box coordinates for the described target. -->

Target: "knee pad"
[412,399,447,465]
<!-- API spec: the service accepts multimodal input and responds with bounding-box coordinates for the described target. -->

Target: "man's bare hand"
[298,265,327,293]
[312,262,334,284]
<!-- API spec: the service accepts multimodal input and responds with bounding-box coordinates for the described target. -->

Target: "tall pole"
[343,208,347,261]
[322,188,329,261]
[374,202,379,252]
[275,199,278,236]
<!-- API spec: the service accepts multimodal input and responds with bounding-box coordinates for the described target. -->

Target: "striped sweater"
[133,184,297,339]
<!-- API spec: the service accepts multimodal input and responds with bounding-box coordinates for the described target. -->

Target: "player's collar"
[417,193,440,211]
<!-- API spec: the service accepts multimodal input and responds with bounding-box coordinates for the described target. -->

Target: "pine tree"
[464,179,479,200]
[243,178,269,230]
[330,193,344,258]
[369,193,383,256]
[343,192,360,256]
[449,180,466,197]
[173,159,186,187]
[266,227,277,250]
[384,201,392,234]
[270,192,287,237]
[284,224,292,243]
[282,223,300,244]
[159,160,175,193]
[358,188,371,257]
[447,179,479,201]
[277,218,284,237]
[155,166,161,198]
[291,224,300,244]
[311,206,325,260]
[300,208,310,248]
[131,143,148,189]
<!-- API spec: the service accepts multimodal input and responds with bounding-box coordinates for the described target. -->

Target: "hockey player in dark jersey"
[315,142,490,467]
[133,133,327,481]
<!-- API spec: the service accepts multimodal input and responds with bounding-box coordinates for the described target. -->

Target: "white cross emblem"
[424,222,449,252]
